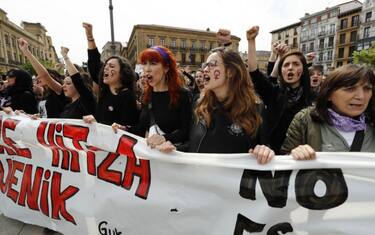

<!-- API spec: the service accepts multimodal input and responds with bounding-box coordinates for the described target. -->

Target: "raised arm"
[247,26,259,72]
[61,47,79,76]
[216,28,232,47]
[82,22,96,49]
[270,43,290,79]
[83,22,102,84]
[18,38,62,95]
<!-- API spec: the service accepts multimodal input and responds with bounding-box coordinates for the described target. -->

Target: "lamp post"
[109,0,115,55]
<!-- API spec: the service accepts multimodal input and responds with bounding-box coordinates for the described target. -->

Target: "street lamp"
[109,0,115,55]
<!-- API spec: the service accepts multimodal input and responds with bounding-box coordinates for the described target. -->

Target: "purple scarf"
[328,108,366,132]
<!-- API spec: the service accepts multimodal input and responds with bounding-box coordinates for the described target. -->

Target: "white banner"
[0,113,374,235]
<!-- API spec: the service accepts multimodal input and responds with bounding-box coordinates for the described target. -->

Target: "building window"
[339,33,346,44]
[278,33,281,40]
[336,61,343,67]
[181,53,186,64]
[200,54,205,64]
[319,52,323,62]
[328,37,334,47]
[365,11,372,22]
[364,27,370,38]
[302,44,306,53]
[286,32,289,38]
[352,15,359,27]
[147,37,154,47]
[4,34,10,45]
[350,31,357,42]
[338,47,345,58]
[349,46,356,57]
[285,39,288,45]
[209,41,214,49]
[293,38,298,48]
[200,41,205,49]
[329,24,335,34]
[327,50,333,61]
[159,37,165,46]
[309,42,314,52]
[340,19,348,30]
[170,39,176,48]
[319,38,325,49]
[190,53,196,64]
[294,28,298,35]
[191,41,196,49]
[181,40,187,49]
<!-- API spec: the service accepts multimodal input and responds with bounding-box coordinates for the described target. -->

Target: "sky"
[1,0,351,63]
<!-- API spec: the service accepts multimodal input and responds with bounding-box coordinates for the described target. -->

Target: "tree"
[353,43,375,67]
[19,60,58,75]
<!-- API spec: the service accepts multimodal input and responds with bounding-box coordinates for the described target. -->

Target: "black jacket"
[249,69,312,154]
[188,106,263,153]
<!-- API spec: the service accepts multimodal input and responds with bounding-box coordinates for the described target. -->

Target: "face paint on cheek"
[110,69,115,77]
[213,70,221,80]
[296,68,302,78]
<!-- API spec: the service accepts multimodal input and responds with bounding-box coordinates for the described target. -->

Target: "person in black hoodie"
[4,68,37,114]
[247,26,312,154]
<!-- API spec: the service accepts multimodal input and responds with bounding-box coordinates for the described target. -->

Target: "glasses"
[202,60,219,69]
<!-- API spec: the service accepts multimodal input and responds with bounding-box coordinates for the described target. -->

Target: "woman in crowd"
[156,47,273,164]
[18,38,95,118]
[247,26,312,154]
[3,68,38,114]
[281,64,375,159]
[309,64,324,102]
[58,47,96,118]
[115,45,192,150]
[82,22,139,126]
[18,38,68,118]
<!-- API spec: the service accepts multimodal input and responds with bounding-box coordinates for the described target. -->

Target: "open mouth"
[286,72,294,80]
[203,74,210,83]
[145,74,153,83]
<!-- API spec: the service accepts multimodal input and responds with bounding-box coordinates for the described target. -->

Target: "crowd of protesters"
[1,23,375,165]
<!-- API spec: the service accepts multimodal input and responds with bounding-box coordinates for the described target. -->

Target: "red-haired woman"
[119,46,192,150]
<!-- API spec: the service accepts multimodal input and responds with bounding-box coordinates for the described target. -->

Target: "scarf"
[286,86,303,104]
[328,108,366,132]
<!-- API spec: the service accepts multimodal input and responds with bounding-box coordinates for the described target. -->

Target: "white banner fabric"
[0,113,374,235]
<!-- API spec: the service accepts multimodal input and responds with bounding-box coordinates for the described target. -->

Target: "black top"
[8,90,38,114]
[249,69,311,154]
[59,73,96,119]
[87,48,102,84]
[95,89,139,126]
[131,89,192,144]
[45,92,68,118]
[188,105,260,153]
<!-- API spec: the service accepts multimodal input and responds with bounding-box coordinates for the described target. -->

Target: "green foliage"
[353,43,375,67]
[19,60,55,75]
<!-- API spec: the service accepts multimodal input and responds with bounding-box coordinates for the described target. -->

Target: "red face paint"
[214,70,220,80]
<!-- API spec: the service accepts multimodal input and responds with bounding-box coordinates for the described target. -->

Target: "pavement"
[0,214,63,235]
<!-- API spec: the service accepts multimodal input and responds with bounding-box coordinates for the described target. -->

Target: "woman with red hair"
[120,46,192,150]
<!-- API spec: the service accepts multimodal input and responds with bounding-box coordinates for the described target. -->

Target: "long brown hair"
[195,47,261,136]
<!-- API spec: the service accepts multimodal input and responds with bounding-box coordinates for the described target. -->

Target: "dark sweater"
[95,89,139,126]
[132,89,192,144]
[59,73,96,119]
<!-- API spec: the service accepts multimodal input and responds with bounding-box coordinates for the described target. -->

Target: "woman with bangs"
[115,45,192,150]
[281,64,375,159]
[156,47,273,164]
[82,23,139,127]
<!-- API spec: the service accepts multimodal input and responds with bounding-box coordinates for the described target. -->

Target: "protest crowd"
[1,23,375,234]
